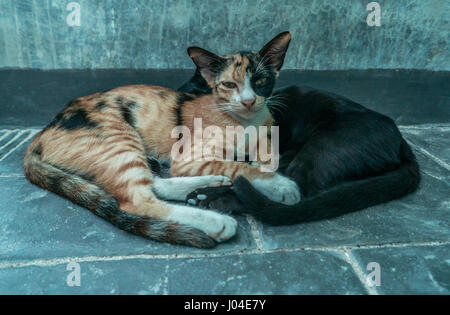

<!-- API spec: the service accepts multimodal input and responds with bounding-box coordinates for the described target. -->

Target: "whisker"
[265,100,290,111]
[267,94,289,102]
[255,55,270,74]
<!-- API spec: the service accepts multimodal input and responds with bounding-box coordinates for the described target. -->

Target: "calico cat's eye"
[222,81,237,89]
[255,77,268,86]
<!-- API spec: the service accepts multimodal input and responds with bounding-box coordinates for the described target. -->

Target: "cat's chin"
[235,111,257,120]
[230,107,268,122]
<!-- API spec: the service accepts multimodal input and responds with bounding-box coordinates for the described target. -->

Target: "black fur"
[33,143,43,156]
[179,74,421,224]
[46,111,65,129]
[251,70,276,98]
[48,105,98,131]
[175,92,195,126]
[178,69,212,96]
[236,51,277,98]
[47,100,98,131]
[117,97,138,128]
[95,101,106,110]
[157,90,169,99]
[146,156,162,174]
[61,109,98,130]
[120,106,134,127]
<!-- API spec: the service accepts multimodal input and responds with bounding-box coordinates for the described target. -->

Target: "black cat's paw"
[185,186,244,214]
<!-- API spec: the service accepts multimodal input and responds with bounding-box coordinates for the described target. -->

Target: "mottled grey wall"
[0,0,448,70]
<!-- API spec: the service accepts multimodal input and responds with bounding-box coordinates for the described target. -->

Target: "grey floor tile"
[0,259,168,295]
[0,177,255,260]
[165,251,367,294]
[257,145,450,250]
[352,244,450,294]
[401,126,450,167]
[0,250,366,295]
[0,129,38,176]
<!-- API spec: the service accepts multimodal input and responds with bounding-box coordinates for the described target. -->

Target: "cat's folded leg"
[171,159,301,206]
[184,176,301,208]
[167,204,237,242]
[115,178,237,244]
[152,175,231,201]
[251,173,301,205]
[185,185,245,214]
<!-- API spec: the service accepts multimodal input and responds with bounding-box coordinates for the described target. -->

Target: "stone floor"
[0,70,449,294]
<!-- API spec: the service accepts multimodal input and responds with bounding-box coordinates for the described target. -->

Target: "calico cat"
[183,76,421,224]
[24,32,299,248]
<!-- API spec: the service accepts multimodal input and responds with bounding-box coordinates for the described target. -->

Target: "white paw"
[252,174,301,205]
[152,175,231,202]
[199,175,232,187]
[205,213,238,242]
[169,206,237,242]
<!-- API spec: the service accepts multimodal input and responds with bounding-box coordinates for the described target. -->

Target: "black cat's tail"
[232,140,420,225]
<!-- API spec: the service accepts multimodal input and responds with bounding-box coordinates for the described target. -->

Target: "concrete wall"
[0,0,448,70]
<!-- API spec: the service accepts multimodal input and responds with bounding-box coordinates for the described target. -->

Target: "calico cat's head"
[187,32,291,121]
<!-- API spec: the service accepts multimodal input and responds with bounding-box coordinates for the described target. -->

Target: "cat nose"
[241,98,256,109]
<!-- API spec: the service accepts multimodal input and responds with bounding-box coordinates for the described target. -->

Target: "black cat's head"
[187,32,291,121]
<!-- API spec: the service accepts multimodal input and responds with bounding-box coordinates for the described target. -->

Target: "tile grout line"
[0,240,448,271]
[340,251,379,295]
[399,124,450,131]
[0,251,260,270]
[406,139,450,171]
[245,215,264,251]
[0,130,25,153]
[418,169,446,181]
[0,130,12,142]
[0,128,43,132]
[336,240,450,250]
[0,130,39,162]
[0,174,25,178]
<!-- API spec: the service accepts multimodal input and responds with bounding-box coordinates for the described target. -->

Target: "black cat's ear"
[187,47,226,85]
[258,31,291,72]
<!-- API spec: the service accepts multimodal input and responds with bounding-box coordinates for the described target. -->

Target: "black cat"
[179,66,420,225]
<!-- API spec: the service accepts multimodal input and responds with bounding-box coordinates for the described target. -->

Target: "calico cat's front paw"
[208,214,238,242]
[186,185,243,213]
[252,174,301,205]
[169,205,237,243]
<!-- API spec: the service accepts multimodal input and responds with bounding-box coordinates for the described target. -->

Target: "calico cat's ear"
[258,31,291,72]
[187,47,226,85]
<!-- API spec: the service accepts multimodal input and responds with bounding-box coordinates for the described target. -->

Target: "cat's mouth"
[229,103,267,120]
